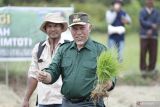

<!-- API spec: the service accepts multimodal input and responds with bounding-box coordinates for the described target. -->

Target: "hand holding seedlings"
[91,50,120,103]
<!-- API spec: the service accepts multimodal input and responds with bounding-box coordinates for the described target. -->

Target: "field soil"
[104,85,160,107]
[0,84,160,107]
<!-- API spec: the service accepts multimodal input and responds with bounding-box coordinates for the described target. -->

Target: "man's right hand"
[22,77,38,107]
[37,70,47,82]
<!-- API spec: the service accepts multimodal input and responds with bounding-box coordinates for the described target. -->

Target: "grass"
[90,32,160,85]
[90,32,160,72]
[0,32,160,85]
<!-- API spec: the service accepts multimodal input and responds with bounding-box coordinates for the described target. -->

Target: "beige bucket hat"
[40,13,68,33]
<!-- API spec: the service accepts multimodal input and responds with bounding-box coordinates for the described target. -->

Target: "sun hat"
[40,12,68,33]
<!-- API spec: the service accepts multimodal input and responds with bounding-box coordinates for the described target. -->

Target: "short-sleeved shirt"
[45,38,109,99]
[28,38,66,104]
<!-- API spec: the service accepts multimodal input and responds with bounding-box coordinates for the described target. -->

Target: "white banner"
[0,6,74,61]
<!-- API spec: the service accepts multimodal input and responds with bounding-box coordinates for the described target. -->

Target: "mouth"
[76,37,83,41]
[49,32,56,35]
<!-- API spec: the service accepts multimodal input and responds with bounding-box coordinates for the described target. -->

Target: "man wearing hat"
[106,0,131,63]
[37,12,116,107]
[22,12,70,107]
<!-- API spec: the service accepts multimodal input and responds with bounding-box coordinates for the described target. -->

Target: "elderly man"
[37,12,115,107]
[139,0,160,78]
[22,13,70,107]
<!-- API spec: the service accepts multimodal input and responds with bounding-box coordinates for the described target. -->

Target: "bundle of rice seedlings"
[91,49,120,103]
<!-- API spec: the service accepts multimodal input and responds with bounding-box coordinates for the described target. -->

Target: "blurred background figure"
[106,0,131,63]
[139,0,160,78]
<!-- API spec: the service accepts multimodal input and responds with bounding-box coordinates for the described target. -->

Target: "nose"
[51,27,56,31]
[76,29,82,35]
[49,26,56,31]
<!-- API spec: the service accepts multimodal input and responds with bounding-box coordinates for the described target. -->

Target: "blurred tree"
[76,0,85,3]
[24,0,32,2]
[2,0,159,33]
[3,0,10,5]
[46,0,52,2]
[138,0,160,7]
[100,0,132,6]
[138,0,146,6]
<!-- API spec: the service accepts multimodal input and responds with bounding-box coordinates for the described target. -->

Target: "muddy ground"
[0,84,160,107]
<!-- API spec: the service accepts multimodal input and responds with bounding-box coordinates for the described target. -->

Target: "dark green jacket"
[45,38,115,99]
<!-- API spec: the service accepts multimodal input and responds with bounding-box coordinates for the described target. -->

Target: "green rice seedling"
[97,50,119,83]
[91,49,120,103]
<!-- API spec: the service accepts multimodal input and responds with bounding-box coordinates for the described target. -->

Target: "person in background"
[37,12,116,107]
[22,12,70,107]
[139,0,159,78]
[106,0,131,63]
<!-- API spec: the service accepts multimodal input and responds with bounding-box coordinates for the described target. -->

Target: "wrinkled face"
[113,3,122,11]
[70,24,91,46]
[146,0,154,8]
[45,22,64,39]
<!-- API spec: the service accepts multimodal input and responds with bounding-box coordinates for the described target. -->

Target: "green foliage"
[118,71,160,86]
[124,0,141,33]
[1,0,160,33]
[97,50,120,83]
[74,3,107,32]
[139,0,160,7]
[0,62,30,76]
[0,32,160,86]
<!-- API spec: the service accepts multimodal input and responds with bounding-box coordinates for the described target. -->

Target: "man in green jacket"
[37,12,115,107]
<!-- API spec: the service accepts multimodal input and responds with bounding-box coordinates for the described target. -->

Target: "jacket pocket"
[82,59,97,75]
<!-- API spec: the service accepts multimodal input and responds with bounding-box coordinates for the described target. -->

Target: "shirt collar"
[84,38,95,50]
[41,37,65,47]
[70,41,76,49]
[145,7,154,14]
